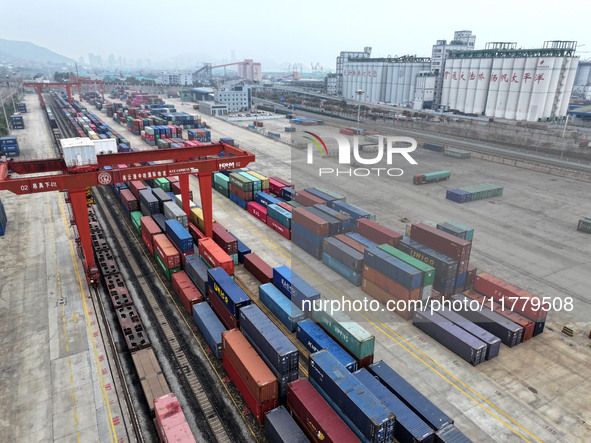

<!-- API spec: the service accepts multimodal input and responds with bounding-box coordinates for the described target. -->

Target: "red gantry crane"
[0,144,255,284]
[69,76,105,101]
[23,82,82,106]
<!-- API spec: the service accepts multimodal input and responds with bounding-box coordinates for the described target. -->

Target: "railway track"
[93,186,245,443]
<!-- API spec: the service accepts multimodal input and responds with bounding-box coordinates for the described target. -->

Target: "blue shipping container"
[305,206,342,235]
[364,246,423,290]
[322,237,364,273]
[329,200,371,221]
[208,267,251,317]
[281,187,295,201]
[297,320,357,372]
[322,253,362,286]
[193,303,227,359]
[315,204,354,233]
[369,361,453,431]
[228,231,251,264]
[354,369,435,443]
[165,219,194,253]
[229,192,247,210]
[267,204,292,229]
[455,272,467,290]
[273,265,292,297]
[291,274,321,312]
[304,188,337,203]
[346,232,378,249]
[259,283,305,332]
[291,222,326,249]
[256,192,283,208]
[446,189,472,203]
[309,350,395,443]
[265,406,309,443]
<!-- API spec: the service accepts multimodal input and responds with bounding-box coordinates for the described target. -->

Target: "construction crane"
[69,76,105,100]
[0,144,255,284]
[22,81,81,106]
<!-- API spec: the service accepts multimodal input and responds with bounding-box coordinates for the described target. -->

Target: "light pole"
[355,89,364,133]
[0,91,10,134]
[561,114,570,160]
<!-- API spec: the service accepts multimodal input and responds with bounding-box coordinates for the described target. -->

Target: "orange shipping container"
[153,234,181,269]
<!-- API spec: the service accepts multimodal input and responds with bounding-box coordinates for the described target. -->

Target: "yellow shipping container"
[190,207,215,232]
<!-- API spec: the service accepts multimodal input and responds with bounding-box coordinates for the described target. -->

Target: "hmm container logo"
[303,131,418,177]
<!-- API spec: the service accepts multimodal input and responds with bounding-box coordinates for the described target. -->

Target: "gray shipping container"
[265,406,310,443]
[163,201,189,228]
[193,303,227,359]
[322,237,364,273]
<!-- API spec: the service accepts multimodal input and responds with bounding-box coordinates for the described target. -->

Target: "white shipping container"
[93,138,118,155]
[60,137,97,168]
[174,194,198,211]
[163,201,189,228]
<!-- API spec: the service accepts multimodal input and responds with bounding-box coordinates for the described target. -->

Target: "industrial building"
[341,56,431,106]
[413,72,437,110]
[198,101,229,116]
[237,59,262,81]
[440,41,579,121]
[431,31,477,108]
[573,61,591,100]
[214,84,251,112]
[159,72,193,86]
[335,47,372,96]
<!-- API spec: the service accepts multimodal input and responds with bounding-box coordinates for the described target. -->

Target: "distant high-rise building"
[78,56,85,66]
[335,47,372,96]
[431,30,476,107]
[237,60,262,81]
[108,54,116,67]
[88,53,103,67]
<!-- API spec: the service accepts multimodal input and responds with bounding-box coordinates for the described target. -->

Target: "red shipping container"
[292,208,329,236]
[409,223,471,273]
[287,379,359,443]
[172,271,204,313]
[209,287,237,329]
[222,329,278,405]
[212,223,238,254]
[294,190,326,207]
[154,393,196,443]
[168,176,179,184]
[270,176,293,188]
[356,219,402,247]
[129,181,147,200]
[277,202,293,213]
[120,189,139,212]
[229,183,253,202]
[170,182,193,200]
[199,237,234,275]
[140,216,162,255]
[361,277,415,320]
[268,178,286,196]
[266,217,291,240]
[473,273,546,322]
[153,234,181,269]
[463,290,535,341]
[243,253,274,284]
[188,222,206,243]
[247,201,268,223]
[334,234,367,254]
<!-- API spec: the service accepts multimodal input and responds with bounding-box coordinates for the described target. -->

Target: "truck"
[413,171,451,185]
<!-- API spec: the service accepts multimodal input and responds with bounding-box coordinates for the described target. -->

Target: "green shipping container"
[377,244,435,286]
[229,172,253,192]
[155,177,171,192]
[444,148,471,159]
[287,200,303,208]
[314,187,346,201]
[155,249,181,280]
[447,221,475,242]
[214,182,229,197]
[239,172,262,192]
[214,173,229,187]
[422,171,451,182]
[130,211,142,233]
[578,219,591,234]
[311,309,375,360]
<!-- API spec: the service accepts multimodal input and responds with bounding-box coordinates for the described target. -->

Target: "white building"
[342,56,431,106]
[159,72,193,86]
[237,60,262,81]
[335,47,372,96]
[325,73,338,95]
[573,61,591,100]
[214,85,251,112]
[413,72,436,110]
[431,31,476,107]
[199,101,228,116]
[440,41,579,121]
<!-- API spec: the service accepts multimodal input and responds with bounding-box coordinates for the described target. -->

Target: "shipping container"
[163,201,189,228]
[244,253,274,283]
[413,171,451,185]
[190,207,216,234]
[212,223,238,255]
[356,219,402,247]
[199,237,234,275]
[446,221,474,242]
[436,222,467,240]
[305,206,342,235]
[193,302,226,359]
[423,143,444,152]
[139,189,160,216]
[434,308,501,360]
[165,219,193,253]
[315,205,354,233]
[129,180,147,200]
[248,201,268,223]
[322,253,363,286]
[311,309,375,360]
[368,361,453,431]
[323,237,364,273]
[329,200,371,221]
[435,424,472,443]
[345,232,378,249]
[297,320,357,372]
[334,234,368,254]
[153,234,181,269]
[409,224,471,274]
[154,393,196,443]
[267,216,292,240]
[141,216,162,255]
[209,286,238,330]
[398,236,458,284]
[354,369,435,443]
[256,192,283,208]
[364,246,423,290]
[120,189,139,212]
[287,379,358,443]
[172,270,204,313]
[222,329,278,423]
[412,310,487,366]
[265,406,309,443]
[450,293,523,347]
[259,283,305,332]
[152,187,173,212]
[378,244,435,287]
[292,273,321,312]
[361,272,420,321]
[184,254,208,296]
[152,213,168,232]
[292,208,330,236]
[309,350,395,443]
[208,267,251,318]
[267,204,292,229]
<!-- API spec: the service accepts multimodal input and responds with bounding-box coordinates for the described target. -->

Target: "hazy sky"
[2,0,590,68]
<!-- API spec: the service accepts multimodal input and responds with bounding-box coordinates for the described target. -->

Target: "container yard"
[1,85,590,443]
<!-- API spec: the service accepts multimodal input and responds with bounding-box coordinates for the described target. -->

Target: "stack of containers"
[329,200,371,222]
[193,303,227,359]
[222,329,278,425]
[119,189,139,215]
[259,283,305,332]
[183,255,208,296]
[229,172,253,209]
[190,207,215,233]
[213,173,230,197]
[212,223,239,264]
[239,305,299,400]
[153,234,181,280]
[199,238,234,275]
[281,187,295,201]
[239,171,262,195]
[256,191,283,208]
[207,267,251,329]
[294,190,326,207]
[409,223,471,293]
[154,177,171,192]
[436,222,474,241]
[269,177,292,196]
[272,265,320,312]
[377,244,435,302]
[297,319,358,372]
[356,219,402,247]
[304,188,341,205]
[292,208,330,259]
[140,216,162,255]
[130,211,143,233]
[311,309,375,368]
[139,189,160,217]
[163,201,188,228]
[308,350,395,443]
[152,187,173,212]
[398,236,459,297]
[322,237,364,286]
[165,219,194,265]
[305,206,343,235]
[266,204,292,230]
[171,271,203,313]
[128,181,146,199]
[316,204,354,233]
[474,272,547,335]
[247,201,267,224]
[362,246,423,320]
[287,379,359,442]
[227,232,251,264]
[246,171,270,192]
